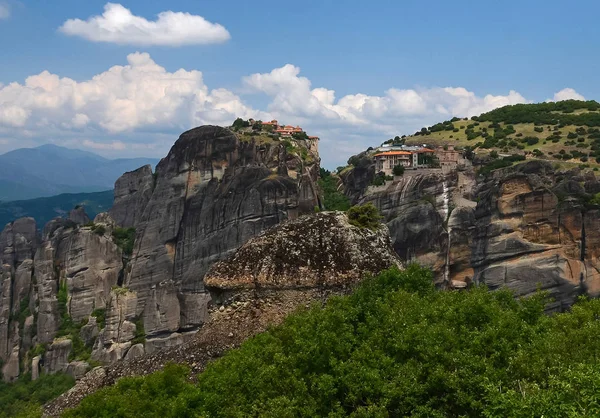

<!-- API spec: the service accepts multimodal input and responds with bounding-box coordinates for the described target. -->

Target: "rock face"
[124,126,320,340]
[0,217,37,266]
[341,159,600,309]
[205,212,400,290]
[0,125,322,383]
[109,165,154,229]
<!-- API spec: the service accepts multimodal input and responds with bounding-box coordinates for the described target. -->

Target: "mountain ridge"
[0,145,159,201]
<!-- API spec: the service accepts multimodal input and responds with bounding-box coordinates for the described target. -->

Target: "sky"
[0,1,599,168]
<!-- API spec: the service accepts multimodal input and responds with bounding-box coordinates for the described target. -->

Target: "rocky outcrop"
[0,125,322,383]
[125,126,320,338]
[205,212,400,291]
[109,165,154,229]
[0,217,37,267]
[68,207,90,226]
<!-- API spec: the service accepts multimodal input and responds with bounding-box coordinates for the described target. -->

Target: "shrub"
[534,126,544,133]
[347,203,382,230]
[92,225,106,236]
[112,227,135,256]
[0,373,75,418]
[91,309,106,329]
[524,136,540,146]
[392,164,405,176]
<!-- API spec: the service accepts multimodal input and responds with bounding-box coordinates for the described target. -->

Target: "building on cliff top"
[374,148,435,175]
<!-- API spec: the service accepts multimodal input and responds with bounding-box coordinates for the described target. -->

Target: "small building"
[374,148,435,176]
[262,120,279,126]
[374,151,413,175]
[435,145,463,173]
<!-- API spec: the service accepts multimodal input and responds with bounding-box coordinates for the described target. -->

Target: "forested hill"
[0,190,113,228]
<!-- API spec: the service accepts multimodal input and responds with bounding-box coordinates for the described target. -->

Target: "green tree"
[392,164,405,176]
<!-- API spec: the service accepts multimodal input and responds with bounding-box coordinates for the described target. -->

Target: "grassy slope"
[401,106,600,170]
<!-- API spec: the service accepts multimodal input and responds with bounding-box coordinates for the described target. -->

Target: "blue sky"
[0,0,598,168]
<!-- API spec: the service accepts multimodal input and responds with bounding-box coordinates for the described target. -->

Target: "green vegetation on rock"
[318,169,350,211]
[112,227,136,256]
[63,264,600,417]
[347,203,383,230]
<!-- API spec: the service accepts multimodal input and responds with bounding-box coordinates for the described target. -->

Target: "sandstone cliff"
[341,159,600,309]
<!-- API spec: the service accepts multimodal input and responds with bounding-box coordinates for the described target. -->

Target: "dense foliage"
[318,169,351,211]
[63,264,600,417]
[346,203,382,230]
[479,154,526,176]
[0,373,74,418]
[477,100,600,125]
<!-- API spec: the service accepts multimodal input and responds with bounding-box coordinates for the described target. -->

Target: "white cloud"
[0,54,586,167]
[243,64,528,134]
[0,52,258,135]
[59,3,230,46]
[550,88,585,102]
[0,2,9,20]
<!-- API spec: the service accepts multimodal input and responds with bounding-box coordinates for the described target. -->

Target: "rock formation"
[109,165,154,229]
[205,211,400,291]
[45,211,401,415]
[0,125,321,382]
[341,159,600,309]
[123,126,320,347]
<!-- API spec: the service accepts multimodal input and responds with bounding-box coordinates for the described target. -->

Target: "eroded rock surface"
[341,159,600,308]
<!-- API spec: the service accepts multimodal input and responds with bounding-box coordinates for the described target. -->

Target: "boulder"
[205,212,401,290]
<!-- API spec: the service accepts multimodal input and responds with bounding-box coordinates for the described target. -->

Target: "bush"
[524,136,540,146]
[92,225,106,236]
[0,373,75,418]
[91,309,106,329]
[392,164,405,176]
[347,203,382,230]
[112,227,135,256]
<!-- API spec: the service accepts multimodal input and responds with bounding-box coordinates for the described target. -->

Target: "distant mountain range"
[0,189,114,228]
[0,144,159,201]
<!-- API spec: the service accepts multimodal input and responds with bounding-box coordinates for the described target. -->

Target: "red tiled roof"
[415,148,434,153]
[374,151,411,157]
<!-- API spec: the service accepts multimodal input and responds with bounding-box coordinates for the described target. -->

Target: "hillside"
[400,99,600,170]
[0,145,158,201]
[0,190,113,228]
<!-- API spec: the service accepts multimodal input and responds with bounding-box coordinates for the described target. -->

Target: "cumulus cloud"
[0,54,586,166]
[59,3,230,46]
[0,52,258,135]
[0,2,9,20]
[550,88,585,102]
[243,64,528,134]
